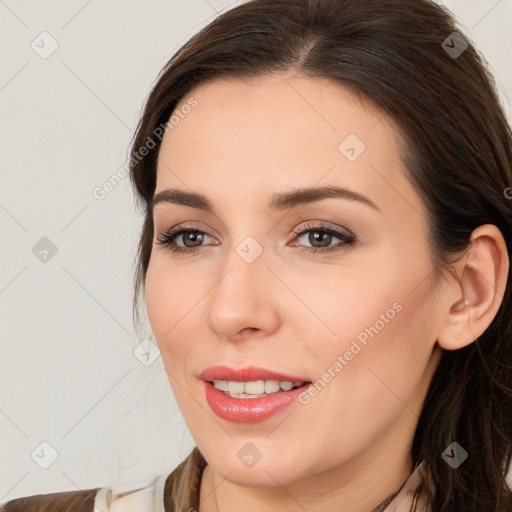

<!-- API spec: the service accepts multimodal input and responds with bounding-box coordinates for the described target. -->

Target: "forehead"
[155,74,422,218]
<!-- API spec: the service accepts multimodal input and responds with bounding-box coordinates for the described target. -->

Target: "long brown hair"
[128,0,512,510]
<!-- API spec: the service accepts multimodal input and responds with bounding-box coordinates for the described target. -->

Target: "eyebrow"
[151,185,381,214]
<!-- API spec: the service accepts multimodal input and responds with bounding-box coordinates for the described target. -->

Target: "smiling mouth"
[202,372,313,422]
[208,379,311,398]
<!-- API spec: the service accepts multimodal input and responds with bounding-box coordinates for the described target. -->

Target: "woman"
[2,0,511,510]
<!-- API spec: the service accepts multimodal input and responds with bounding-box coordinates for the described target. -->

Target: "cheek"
[144,263,170,341]
[293,257,436,411]
[144,260,211,385]
[144,262,189,373]
[145,260,197,342]
[302,279,435,425]
[145,267,195,411]
[277,266,403,363]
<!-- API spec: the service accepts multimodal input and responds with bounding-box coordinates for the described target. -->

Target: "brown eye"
[155,228,215,254]
[155,223,356,256]
[179,230,206,248]
[291,224,357,254]
[305,230,334,248]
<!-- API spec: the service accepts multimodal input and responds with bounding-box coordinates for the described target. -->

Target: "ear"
[437,224,509,350]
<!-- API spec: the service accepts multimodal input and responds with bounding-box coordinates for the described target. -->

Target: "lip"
[202,380,311,423]
[199,366,312,423]
[199,365,310,383]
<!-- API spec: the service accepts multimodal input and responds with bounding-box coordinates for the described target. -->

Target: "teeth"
[212,379,306,397]
[280,381,294,391]
[227,381,245,394]
[244,380,265,394]
[264,380,280,393]
[213,380,229,391]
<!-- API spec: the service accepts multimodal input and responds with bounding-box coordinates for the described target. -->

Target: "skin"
[144,73,509,512]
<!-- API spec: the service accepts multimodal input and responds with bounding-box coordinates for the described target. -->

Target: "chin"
[204,447,311,487]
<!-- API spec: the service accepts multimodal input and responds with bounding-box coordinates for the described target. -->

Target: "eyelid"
[290,220,356,241]
[155,220,353,243]
[155,220,219,239]
[155,219,357,256]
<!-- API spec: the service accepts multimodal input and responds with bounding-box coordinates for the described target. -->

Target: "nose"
[206,245,280,343]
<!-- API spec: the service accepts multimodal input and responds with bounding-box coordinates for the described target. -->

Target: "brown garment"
[0,487,100,512]
[0,453,188,512]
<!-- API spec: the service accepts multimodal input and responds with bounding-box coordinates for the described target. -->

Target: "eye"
[155,225,216,255]
[154,222,357,255]
[290,222,356,254]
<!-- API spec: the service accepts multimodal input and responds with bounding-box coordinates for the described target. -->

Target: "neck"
[199,453,413,512]
[368,480,408,512]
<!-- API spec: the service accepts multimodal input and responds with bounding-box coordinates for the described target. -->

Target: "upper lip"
[199,365,311,383]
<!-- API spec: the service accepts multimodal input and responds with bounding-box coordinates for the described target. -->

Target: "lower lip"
[203,381,310,423]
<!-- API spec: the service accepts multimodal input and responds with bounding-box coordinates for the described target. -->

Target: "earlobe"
[437,224,509,351]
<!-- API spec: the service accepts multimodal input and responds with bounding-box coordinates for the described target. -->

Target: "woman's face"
[145,74,444,486]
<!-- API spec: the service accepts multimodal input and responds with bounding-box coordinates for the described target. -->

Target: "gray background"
[1,0,511,501]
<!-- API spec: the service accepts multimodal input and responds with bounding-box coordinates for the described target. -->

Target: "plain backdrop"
[1,0,511,501]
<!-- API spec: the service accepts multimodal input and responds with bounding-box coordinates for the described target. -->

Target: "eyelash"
[155,222,356,255]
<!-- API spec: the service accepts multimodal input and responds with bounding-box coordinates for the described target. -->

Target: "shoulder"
[0,487,99,511]
[94,472,171,511]
[0,467,180,512]
[0,447,206,512]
